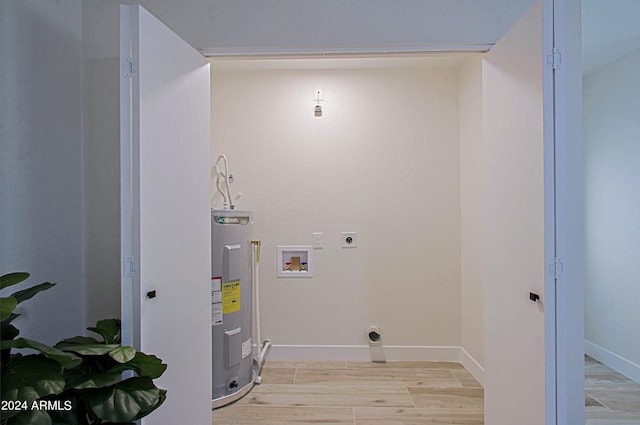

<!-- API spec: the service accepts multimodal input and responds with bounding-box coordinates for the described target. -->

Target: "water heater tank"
[211,209,255,408]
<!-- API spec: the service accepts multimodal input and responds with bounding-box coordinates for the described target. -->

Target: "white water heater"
[211,209,254,408]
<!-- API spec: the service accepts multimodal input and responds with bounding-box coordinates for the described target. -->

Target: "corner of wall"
[458,55,485,372]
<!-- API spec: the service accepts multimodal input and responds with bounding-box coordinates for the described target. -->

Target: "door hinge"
[122,57,136,78]
[547,48,562,70]
[123,256,138,277]
[549,257,564,279]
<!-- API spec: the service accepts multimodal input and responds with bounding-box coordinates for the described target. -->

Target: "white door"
[120,5,211,425]
[482,0,556,423]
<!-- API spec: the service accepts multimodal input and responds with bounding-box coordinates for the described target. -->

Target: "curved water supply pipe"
[214,154,235,209]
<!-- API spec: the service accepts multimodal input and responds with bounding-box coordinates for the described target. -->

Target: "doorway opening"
[582,1,640,422]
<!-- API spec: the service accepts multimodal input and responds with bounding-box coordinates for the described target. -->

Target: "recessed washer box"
[277,246,313,278]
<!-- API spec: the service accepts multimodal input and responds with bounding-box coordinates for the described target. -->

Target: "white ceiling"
[582,0,640,74]
[139,0,640,74]
[139,0,536,54]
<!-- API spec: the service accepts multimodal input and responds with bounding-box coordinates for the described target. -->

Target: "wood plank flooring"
[585,355,640,425]
[213,356,640,424]
[213,360,484,424]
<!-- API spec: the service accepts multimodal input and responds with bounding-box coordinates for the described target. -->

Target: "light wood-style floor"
[585,355,640,425]
[213,360,484,424]
[213,356,640,424]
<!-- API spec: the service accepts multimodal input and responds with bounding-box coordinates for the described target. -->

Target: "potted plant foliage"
[0,272,167,425]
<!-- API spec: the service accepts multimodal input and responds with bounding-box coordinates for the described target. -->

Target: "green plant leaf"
[127,352,167,379]
[132,388,166,421]
[89,377,165,423]
[0,355,65,403]
[1,322,19,341]
[0,273,30,290]
[11,282,55,305]
[65,361,141,390]
[1,312,20,328]
[54,343,120,356]
[1,338,82,369]
[64,350,165,390]
[66,368,124,390]
[87,319,121,344]
[46,402,82,425]
[0,296,17,321]
[1,324,20,369]
[108,346,136,364]
[57,336,101,345]
[3,408,52,425]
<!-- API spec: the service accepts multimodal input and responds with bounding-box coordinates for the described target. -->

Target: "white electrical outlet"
[312,232,323,249]
[341,232,357,248]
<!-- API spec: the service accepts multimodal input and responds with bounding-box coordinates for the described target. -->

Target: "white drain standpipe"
[252,240,271,383]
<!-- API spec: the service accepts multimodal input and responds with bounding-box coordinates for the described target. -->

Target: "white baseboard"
[267,344,461,363]
[460,347,485,386]
[585,340,640,383]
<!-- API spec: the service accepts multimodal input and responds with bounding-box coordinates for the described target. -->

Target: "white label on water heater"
[211,277,223,326]
[211,277,222,292]
[212,291,222,304]
[242,338,252,359]
[212,303,223,326]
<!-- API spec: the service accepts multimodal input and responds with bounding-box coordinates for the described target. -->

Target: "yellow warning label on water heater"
[222,280,240,314]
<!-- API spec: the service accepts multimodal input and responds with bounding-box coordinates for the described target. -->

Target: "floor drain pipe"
[367,325,386,363]
[367,326,382,345]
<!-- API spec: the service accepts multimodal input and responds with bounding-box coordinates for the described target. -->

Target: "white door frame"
[120,4,141,351]
[543,0,558,422]
[549,0,585,424]
[118,1,584,422]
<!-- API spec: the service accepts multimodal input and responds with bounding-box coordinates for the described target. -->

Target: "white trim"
[552,0,585,423]
[267,344,462,363]
[119,4,141,351]
[585,340,640,384]
[543,0,558,424]
[460,347,485,386]
[200,44,493,58]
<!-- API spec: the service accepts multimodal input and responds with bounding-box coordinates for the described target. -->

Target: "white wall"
[82,0,122,327]
[0,0,86,344]
[459,57,485,381]
[211,58,463,359]
[0,0,123,343]
[584,48,640,380]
